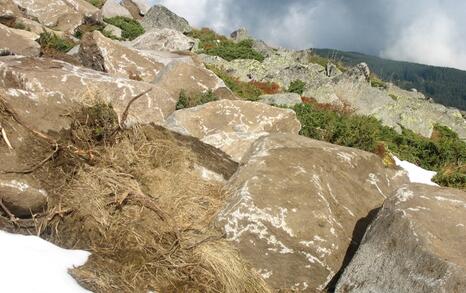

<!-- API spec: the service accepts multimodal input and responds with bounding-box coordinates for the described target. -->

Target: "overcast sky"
[153,0,466,70]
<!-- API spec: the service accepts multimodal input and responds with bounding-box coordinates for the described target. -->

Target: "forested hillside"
[314,49,466,111]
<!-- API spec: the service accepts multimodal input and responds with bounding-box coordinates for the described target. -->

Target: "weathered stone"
[336,184,466,293]
[79,31,164,81]
[141,5,191,33]
[121,0,150,19]
[230,27,251,42]
[164,100,301,162]
[103,23,122,39]
[0,177,48,217]
[0,0,20,27]
[0,23,40,56]
[12,0,102,33]
[14,17,65,37]
[259,93,302,106]
[0,56,176,126]
[131,28,196,52]
[101,0,132,18]
[153,61,234,98]
[216,134,409,291]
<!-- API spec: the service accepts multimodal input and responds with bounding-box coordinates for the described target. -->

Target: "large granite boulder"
[336,184,466,293]
[0,23,40,56]
[131,28,196,52]
[140,5,192,33]
[216,134,409,291]
[0,56,177,125]
[165,100,301,162]
[101,0,133,18]
[259,93,302,106]
[153,61,235,99]
[79,31,164,81]
[11,0,102,33]
[129,0,150,15]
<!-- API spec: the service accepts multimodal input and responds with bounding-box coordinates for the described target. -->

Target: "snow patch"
[394,156,438,186]
[0,231,91,293]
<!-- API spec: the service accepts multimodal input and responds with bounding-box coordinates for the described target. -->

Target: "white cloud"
[151,0,466,70]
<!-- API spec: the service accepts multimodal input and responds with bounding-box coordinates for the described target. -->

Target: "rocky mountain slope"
[0,1,465,292]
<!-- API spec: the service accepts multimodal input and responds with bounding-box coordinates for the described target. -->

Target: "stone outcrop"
[259,93,302,106]
[203,48,466,140]
[216,134,409,291]
[79,31,164,81]
[141,5,192,33]
[230,28,251,42]
[0,176,48,217]
[101,0,133,18]
[129,0,150,15]
[0,23,40,56]
[131,28,196,52]
[11,0,102,33]
[164,100,301,162]
[0,56,176,125]
[153,61,236,99]
[336,184,466,293]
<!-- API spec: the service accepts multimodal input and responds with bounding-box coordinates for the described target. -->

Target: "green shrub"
[370,75,388,89]
[38,31,75,53]
[85,0,105,8]
[104,16,144,40]
[14,21,27,30]
[293,103,466,189]
[207,65,263,101]
[176,90,218,110]
[188,28,265,62]
[288,80,306,95]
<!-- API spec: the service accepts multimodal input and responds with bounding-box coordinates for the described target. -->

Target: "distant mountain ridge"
[313,48,466,111]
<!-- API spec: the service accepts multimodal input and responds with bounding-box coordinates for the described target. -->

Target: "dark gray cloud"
[154,0,466,69]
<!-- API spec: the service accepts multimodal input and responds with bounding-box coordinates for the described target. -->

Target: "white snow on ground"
[0,230,91,293]
[394,156,439,186]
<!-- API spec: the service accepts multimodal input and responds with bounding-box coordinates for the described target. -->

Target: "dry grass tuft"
[31,101,270,292]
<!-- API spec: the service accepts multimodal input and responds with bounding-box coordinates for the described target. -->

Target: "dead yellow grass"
[36,102,270,292]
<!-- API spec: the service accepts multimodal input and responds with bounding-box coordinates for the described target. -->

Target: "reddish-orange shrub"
[301,96,354,115]
[249,81,281,95]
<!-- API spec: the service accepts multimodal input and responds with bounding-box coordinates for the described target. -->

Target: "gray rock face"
[140,5,191,33]
[0,177,48,217]
[336,184,466,293]
[230,27,250,42]
[165,100,301,162]
[0,23,40,56]
[259,93,302,106]
[216,134,409,291]
[101,0,133,19]
[131,28,196,52]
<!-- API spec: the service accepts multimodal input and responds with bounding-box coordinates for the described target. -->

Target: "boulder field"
[0,2,465,293]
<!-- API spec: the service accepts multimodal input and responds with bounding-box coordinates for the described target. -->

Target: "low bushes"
[250,81,281,95]
[188,28,265,62]
[104,16,144,40]
[85,0,105,8]
[207,66,263,101]
[38,31,75,53]
[293,103,466,189]
[176,90,218,110]
[287,80,306,95]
